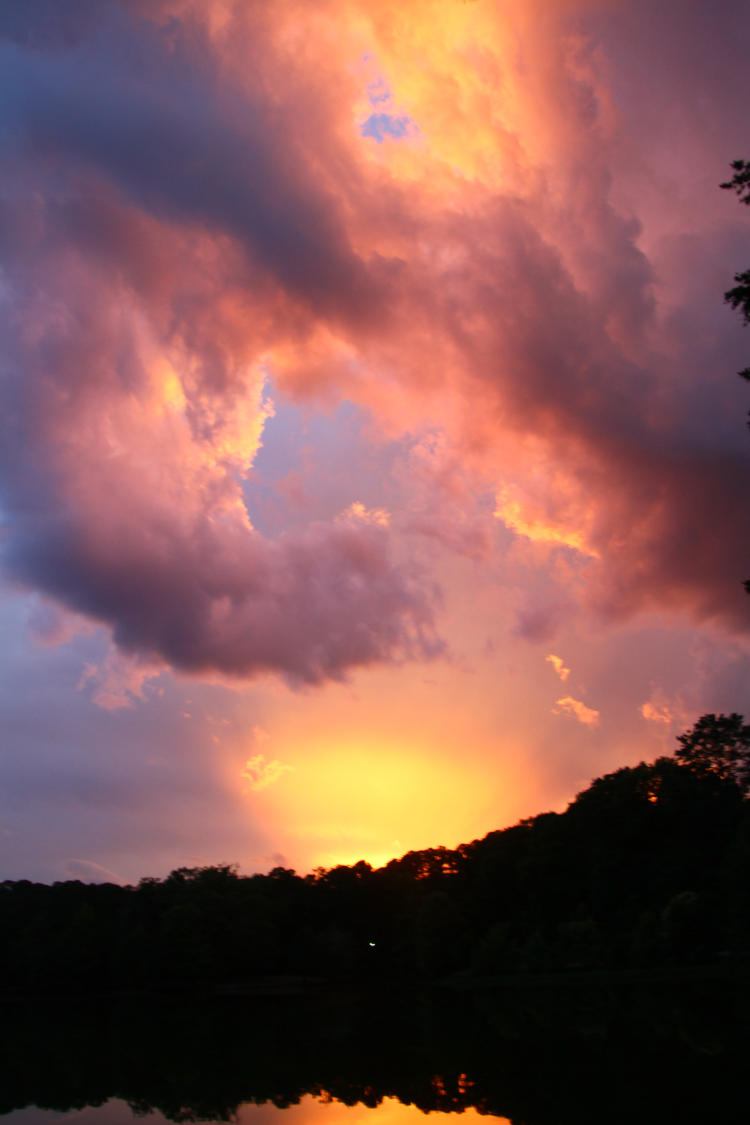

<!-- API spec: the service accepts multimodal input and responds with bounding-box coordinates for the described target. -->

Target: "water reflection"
[1,975,748,1125]
[2,1098,509,1125]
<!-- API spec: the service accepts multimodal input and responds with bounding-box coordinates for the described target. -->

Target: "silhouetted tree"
[675,712,750,795]
[721,159,750,350]
[721,160,750,590]
[661,890,712,963]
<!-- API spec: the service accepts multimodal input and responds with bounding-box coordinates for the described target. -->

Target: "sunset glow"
[250,737,496,871]
[1,0,749,884]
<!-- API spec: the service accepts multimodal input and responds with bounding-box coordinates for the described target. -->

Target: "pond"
[4,1098,507,1125]
[1,975,748,1125]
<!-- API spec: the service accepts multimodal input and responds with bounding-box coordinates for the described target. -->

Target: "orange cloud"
[241,754,295,793]
[546,654,571,682]
[554,696,600,727]
[640,700,673,725]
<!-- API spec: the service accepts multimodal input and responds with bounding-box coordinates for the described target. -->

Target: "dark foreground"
[2,971,749,1125]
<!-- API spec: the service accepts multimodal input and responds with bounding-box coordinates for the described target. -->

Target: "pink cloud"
[0,0,748,700]
[77,649,164,711]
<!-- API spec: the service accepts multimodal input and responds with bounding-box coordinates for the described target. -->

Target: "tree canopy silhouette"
[720,160,750,593]
[675,712,750,794]
[721,159,750,357]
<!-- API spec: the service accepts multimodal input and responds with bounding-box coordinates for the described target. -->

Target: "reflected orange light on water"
[236,1095,510,1125]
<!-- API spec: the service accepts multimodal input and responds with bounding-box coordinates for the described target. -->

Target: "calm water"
[3,1097,507,1125]
[1,976,748,1125]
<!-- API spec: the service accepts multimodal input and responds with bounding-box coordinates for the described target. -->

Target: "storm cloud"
[1,0,749,696]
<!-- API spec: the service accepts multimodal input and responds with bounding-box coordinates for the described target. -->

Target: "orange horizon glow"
[227,705,536,874]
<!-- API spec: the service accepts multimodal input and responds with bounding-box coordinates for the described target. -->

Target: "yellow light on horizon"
[239,735,507,874]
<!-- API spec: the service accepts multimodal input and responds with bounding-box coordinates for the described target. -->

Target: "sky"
[1,0,750,885]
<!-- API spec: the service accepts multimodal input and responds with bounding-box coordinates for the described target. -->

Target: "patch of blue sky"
[358,64,418,143]
[244,394,405,536]
[366,75,391,107]
[361,113,415,144]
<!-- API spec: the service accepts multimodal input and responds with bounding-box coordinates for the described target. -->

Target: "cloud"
[0,0,748,706]
[337,501,390,528]
[546,654,571,683]
[554,696,600,728]
[77,649,164,711]
[515,602,573,644]
[496,487,599,559]
[399,432,495,560]
[0,0,446,689]
[27,601,96,648]
[241,753,294,793]
[640,700,673,725]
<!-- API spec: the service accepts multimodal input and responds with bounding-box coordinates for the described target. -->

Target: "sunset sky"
[2,0,749,885]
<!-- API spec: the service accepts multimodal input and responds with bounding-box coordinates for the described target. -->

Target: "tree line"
[1,713,749,993]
